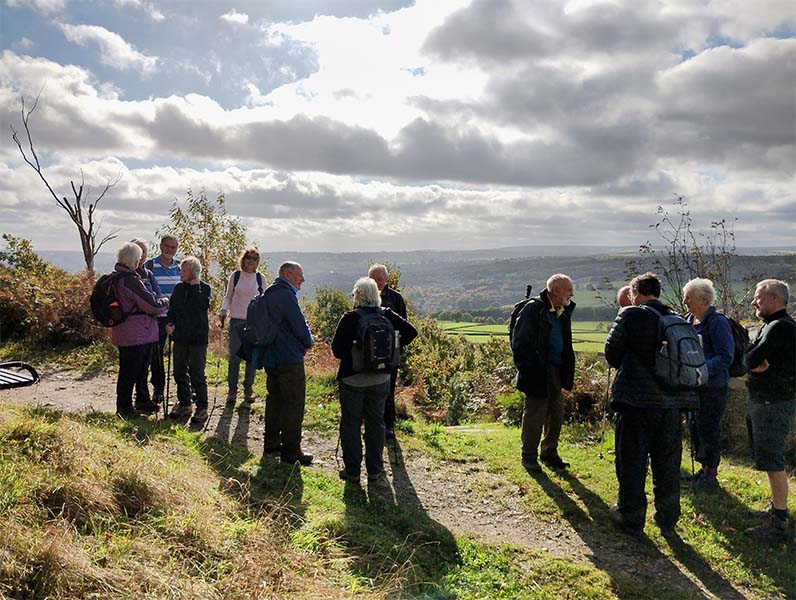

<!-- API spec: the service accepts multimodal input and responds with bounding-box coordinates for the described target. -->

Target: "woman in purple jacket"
[111,242,169,419]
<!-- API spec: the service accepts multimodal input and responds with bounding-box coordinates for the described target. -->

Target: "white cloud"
[220,9,249,25]
[1,0,794,253]
[13,37,36,52]
[113,0,165,21]
[59,24,159,74]
[5,0,65,14]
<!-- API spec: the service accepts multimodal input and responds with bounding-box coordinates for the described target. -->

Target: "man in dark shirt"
[368,264,408,439]
[743,279,795,538]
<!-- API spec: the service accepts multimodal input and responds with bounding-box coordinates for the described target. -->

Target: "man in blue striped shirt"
[145,235,181,405]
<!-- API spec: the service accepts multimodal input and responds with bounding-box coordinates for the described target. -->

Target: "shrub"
[495,391,524,426]
[0,236,101,345]
[303,285,351,342]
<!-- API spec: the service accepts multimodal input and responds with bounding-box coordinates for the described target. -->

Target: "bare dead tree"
[10,93,121,276]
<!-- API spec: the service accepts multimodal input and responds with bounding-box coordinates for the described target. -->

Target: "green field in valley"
[439,320,611,353]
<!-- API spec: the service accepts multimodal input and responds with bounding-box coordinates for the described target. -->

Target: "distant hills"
[39,245,795,316]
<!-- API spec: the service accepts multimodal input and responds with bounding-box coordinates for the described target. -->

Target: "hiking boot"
[263,448,281,460]
[282,453,313,466]
[609,505,643,536]
[540,453,570,469]
[135,400,160,415]
[116,407,141,420]
[190,408,208,424]
[243,386,255,404]
[748,503,773,519]
[226,389,237,406]
[746,514,788,539]
[367,471,387,484]
[339,470,360,483]
[682,468,704,482]
[522,458,542,473]
[169,404,193,419]
[692,476,720,494]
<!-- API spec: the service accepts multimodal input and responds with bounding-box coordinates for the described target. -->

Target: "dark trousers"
[340,380,390,477]
[117,344,153,413]
[148,317,168,398]
[689,387,729,470]
[264,363,306,459]
[383,368,399,430]
[615,406,682,530]
[172,342,208,408]
[521,365,564,462]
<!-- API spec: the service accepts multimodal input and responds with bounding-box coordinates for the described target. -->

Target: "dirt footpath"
[2,368,761,600]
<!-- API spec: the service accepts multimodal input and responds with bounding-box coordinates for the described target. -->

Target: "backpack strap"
[234,270,265,294]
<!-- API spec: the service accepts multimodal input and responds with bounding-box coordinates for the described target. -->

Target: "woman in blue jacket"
[683,278,734,493]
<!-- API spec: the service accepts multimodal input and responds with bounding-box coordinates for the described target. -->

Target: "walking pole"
[203,353,222,433]
[164,336,172,418]
[598,366,612,459]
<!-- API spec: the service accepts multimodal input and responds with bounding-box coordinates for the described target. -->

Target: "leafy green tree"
[306,285,350,341]
[155,189,255,311]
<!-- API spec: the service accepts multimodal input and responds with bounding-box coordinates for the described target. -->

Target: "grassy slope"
[3,343,794,599]
[0,404,615,600]
[398,420,796,600]
[439,320,610,353]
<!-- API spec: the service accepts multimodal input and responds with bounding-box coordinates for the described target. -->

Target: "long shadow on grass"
[534,469,714,599]
[562,470,747,600]
[687,483,795,598]
[340,465,460,595]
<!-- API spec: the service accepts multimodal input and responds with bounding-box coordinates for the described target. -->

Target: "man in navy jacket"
[259,262,315,466]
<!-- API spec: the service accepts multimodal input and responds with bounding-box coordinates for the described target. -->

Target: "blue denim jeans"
[339,380,390,478]
[228,318,256,392]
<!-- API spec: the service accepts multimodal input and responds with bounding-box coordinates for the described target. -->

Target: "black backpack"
[702,312,750,377]
[351,308,398,373]
[642,305,708,390]
[243,285,280,347]
[90,272,137,327]
[508,285,533,345]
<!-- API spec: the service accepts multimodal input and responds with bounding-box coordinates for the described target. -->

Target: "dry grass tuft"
[0,404,381,600]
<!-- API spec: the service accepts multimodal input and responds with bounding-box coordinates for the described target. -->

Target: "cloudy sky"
[0,0,794,253]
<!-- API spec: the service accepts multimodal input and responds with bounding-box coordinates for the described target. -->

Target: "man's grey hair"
[160,234,178,245]
[117,242,142,269]
[683,278,716,305]
[368,263,388,278]
[757,279,789,305]
[278,261,303,278]
[353,277,382,307]
[546,273,572,293]
[181,256,202,279]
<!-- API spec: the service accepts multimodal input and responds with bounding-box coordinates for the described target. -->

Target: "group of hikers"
[512,272,794,540]
[105,236,414,484]
[104,235,794,539]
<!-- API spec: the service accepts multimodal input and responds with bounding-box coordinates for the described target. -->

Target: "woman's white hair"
[181,256,202,279]
[683,278,715,305]
[352,277,381,307]
[117,242,143,269]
